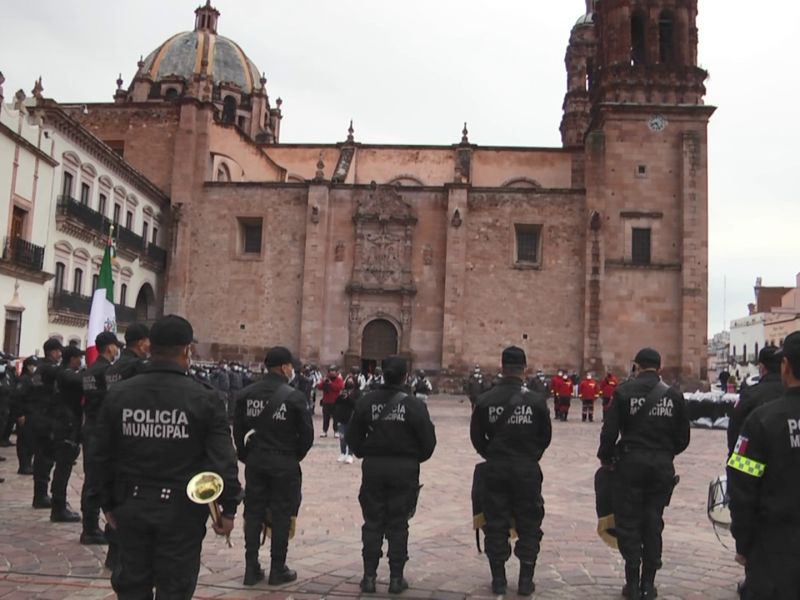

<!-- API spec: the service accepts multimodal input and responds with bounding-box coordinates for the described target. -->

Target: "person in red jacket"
[317,366,344,438]
[578,373,601,423]
[550,371,563,419]
[557,371,574,422]
[599,369,620,421]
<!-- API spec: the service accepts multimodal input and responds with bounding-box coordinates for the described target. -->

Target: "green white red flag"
[86,226,117,366]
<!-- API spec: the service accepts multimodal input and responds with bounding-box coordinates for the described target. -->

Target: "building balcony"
[56,195,168,271]
[49,289,141,327]
[0,236,53,284]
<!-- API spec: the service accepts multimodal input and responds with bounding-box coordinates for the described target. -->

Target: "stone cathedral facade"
[54,0,713,385]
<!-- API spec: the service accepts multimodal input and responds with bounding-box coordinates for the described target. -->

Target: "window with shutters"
[237,217,263,256]
[73,268,83,295]
[631,228,652,265]
[514,224,542,267]
[113,204,121,224]
[120,284,128,306]
[55,262,66,292]
[98,194,107,216]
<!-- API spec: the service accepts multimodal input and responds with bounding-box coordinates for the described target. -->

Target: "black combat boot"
[388,562,409,595]
[640,565,658,599]
[622,563,641,600]
[360,558,379,594]
[517,562,536,596]
[490,561,507,595]
[17,465,33,475]
[268,562,297,586]
[588,413,594,422]
[80,517,107,545]
[243,561,265,586]
[51,502,81,523]
[32,482,52,509]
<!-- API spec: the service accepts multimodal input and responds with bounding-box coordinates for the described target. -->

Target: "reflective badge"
[733,436,748,455]
[727,453,765,478]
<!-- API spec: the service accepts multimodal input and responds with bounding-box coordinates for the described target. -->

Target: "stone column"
[583,130,606,374]
[440,185,469,375]
[298,182,331,363]
[679,130,709,385]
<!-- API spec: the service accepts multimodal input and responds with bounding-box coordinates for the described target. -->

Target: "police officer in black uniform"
[93,315,242,600]
[727,346,784,456]
[13,356,37,475]
[598,348,690,600]
[470,347,551,596]
[233,347,314,587]
[346,355,437,595]
[25,338,64,509]
[80,331,125,545]
[49,344,86,522]
[106,324,150,389]
[728,331,800,599]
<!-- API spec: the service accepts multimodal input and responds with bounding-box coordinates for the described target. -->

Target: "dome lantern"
[195,0,220,34]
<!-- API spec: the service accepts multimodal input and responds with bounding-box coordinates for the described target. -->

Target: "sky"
[2,0,798,337]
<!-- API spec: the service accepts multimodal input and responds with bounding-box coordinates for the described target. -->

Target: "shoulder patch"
[733,436,748,455]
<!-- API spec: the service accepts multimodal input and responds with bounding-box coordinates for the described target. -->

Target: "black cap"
[758,346,782,371]
[62,346,85,361]
[150,315,198,346]
[22,356,38,369]
[43,338,64,354]
[775,332,800,365]
[328,365,339,372]
[265,346,294,368]
[382,355,408,376]
[502,346,527,367]
[125,323,151,344]
[96,331,124,349]
[634,348,661,370]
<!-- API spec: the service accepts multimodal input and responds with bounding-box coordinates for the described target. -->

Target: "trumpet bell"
[707,474,731,529]
[187,472,224,505]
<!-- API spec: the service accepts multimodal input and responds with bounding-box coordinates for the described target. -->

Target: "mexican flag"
[86,227,117,366]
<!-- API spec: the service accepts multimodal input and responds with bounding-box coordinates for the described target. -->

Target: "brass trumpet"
[187,472,232,548]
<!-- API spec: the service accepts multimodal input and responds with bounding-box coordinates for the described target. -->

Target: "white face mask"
[0,365,5,374]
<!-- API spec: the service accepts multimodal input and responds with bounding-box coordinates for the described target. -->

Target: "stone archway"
[135,283,157,323]
[361,319,399,372]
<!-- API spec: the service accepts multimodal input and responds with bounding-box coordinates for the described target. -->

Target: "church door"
[361,319,399,368]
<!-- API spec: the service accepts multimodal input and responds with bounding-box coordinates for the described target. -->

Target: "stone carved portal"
[345,183,417,368]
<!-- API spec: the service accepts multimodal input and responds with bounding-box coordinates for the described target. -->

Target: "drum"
[708,474,733,549]
[707,474,731,529]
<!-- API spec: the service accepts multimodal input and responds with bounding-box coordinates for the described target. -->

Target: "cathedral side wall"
[210,124,284,181]
[471,149,575,189]
[316,187,449,370]
[69,105,180,195]
[462,190,586,374]
[185,184,308,363]
[352,148,456,186]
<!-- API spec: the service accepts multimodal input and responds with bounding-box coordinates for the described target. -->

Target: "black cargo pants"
[359,456,420,570]
[111,485,207,600]
[243,453,302,567]
[482,458,545,564]
[612,450,675,573]
[742,527,800,600]
[80,417,102,521]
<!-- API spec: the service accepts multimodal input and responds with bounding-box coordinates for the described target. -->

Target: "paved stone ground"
[0,396,741,600]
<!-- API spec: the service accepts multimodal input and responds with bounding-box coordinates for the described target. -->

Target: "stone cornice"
[30,101,171,208]
[0,121,59,167]
[0,261,54,285]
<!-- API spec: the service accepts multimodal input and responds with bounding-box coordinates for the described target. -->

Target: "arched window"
[222,96,237,123]
[742,344,747,363]
[659,11,676,64]
[73,268,83,295]
[631,12,647,66]
[754,342,759,362]
[217,164,230,182]
[120,284,128,307]
[165,88,178,102]
[55,262,66,292]
[92,274,99,293]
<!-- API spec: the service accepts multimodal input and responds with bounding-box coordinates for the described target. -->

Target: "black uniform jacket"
[598,370,690,464]
[727,372,784,456]
[233,372,314,462]
[105,349,147,390]
[83,356,112,421]
[728,386,800,556]
[94,360,242,515]
[25,358,60,415]
[55,366,84,424]
[470,376,552,462]
[346,384,437,462]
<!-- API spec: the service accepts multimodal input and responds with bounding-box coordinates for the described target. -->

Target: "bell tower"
[582,0,715,386]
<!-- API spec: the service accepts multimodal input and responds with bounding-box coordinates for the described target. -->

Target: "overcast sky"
[2,0,798,337]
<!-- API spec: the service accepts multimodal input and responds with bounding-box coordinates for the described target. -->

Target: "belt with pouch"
[125,483,180,502]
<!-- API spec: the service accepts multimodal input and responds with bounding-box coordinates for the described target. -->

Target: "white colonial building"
[0,75,169,357]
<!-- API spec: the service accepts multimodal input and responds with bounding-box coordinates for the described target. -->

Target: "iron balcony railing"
[57,195,150,253]
[2,236,45,271]
[146,242,168,267]
[50,289,140,323]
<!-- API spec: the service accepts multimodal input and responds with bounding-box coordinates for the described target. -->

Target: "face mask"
[80,358,86,369]
[0,365,5,374]
[288,368,296,382]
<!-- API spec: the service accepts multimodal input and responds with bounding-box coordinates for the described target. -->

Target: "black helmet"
[418,369,426,377]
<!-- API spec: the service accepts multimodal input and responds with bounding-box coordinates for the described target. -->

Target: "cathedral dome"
[140,2,261,94]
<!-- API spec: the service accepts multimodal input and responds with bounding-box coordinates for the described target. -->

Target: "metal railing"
[116,305,138,323]
[58,195,149,253]
[2,236,45,271]
[146,242,168,267]
[50,290,93,315]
